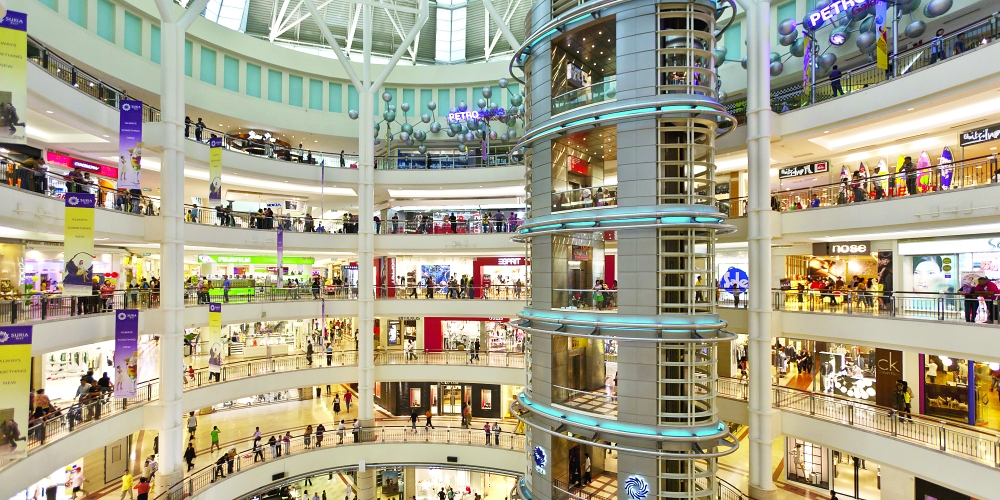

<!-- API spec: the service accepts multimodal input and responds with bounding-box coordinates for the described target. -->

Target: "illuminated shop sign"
[45,152,119,179]
[812,241,871,255]
[448,108,507,123]
[959,122,1000,147]
[805,0,878,30]
[778,161,829,179]
[496,258,524,266]
[198,255,316,265]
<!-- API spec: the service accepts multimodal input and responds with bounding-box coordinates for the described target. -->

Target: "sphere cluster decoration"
[347,78,526,154]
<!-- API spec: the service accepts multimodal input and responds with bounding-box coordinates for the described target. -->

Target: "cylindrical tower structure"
[509,0,739,498]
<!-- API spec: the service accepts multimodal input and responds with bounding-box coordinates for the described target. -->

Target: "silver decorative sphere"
[924,0,952,17]
[778,18,797,36]
[458,101,468,112]
[382,92,393,102]
[414,130,426,142]
[421,113,431,123]
[477,98,487,109]
[818,52,837,69]
[498,78,508,88]
[741,57,748,69]
[374,137,381,145]
[388,104,396,112]
[490,102,499,111]
[489,131,498,140]
[348,109,359,120]
[430,121,442,133]
[815,0,831,9]
[790,38,806,57]
[779,32,797,46]
[460,125,469,134]
[500,132,510,143]
[427,101,437,111]
[450,122,462,133]
[458,144,467,153]
[400,102,410,113]
[457,133,466,144]
[465,132,475,142]
[718,91,728,102]
[401,123,413,134]
[482,86,492,99]
[769,61,784,76]
[418,145,427,154]
[714,46,728,65]
[384,110,396,122]
[404,138,414,146]
[511,96,523,106]
[899,0,920,14]
[860,16,875,33]
[507,130,517,140]
[446,129,456,137]
[904,19,926,38]
[770,52,782,63]
[857,31,877,52]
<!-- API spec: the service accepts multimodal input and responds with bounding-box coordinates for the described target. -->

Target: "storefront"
[472,257,530,298]
[783,242,879,288]
[0,240,23,297]
[20,244,123,294]
[785,437,829,489]
[373,382,520,419]
[919,354,1000,431]
[40,337,157,404]
[45,152,120,208]
[196,255,316,284]
[13,461,85,500]
[386,207,525,234]
[422,317,522,352]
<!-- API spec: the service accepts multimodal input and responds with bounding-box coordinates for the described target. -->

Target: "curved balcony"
[159,427,525,500]
[551,78,618,116]
[0,351,526,495]
[551,185,618,213]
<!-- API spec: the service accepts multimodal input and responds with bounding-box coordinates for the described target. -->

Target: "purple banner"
[0,325,31,344]
[65,192,96,209]
[0,11,27,31]
[113,310,140,398]
[0,325,31,460]
[277,226,284,286]
[118,100,143,190]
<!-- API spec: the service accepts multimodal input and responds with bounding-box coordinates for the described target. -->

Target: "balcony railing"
[725,12,1000,122]
[25,36,522,171]
[375,217,524,234]
[717,377,1000,469]
[8,352,526,470]
[771,288,1000,325]
[377,284,530,300]
[552,78,618,116]
[552,185,618,212]
[552,288,619,311]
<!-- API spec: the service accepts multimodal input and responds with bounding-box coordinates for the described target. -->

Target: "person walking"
[119,469,135,500]
[306,341,314,365]
[184,442,197,471]
[583,453,592,484]
[344,391,353,412]
[333,393,342,419]
[210,426,221,453]
[186,412,198,440]
[326,342,334,366]
[135,478,151,500]
[901,156,918,196]
[195,118,205,142]
[337,419,346,444]
[253,437,265,462]
[425,409,434,429]
[222,275,231,303]
[410,410,419,431]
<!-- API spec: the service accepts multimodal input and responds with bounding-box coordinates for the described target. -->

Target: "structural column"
[743,0,777,497]
[151,0,208,494]
[356,4,376,428]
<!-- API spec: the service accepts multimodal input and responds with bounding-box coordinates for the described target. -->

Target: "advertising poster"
[63,192,97,296]
[910,255,957,293]
[421,265,451,288]
[113,310,140,398]
[209,137,223,204]
[0,325,32,459]
[875,0,888,70]
[877,251,893,293]
[117,100,144,190]
[208,303,223,379]
[276,226,284,287]
[0,11,28,144]
[382,470,400,496]
[802,37,812,105]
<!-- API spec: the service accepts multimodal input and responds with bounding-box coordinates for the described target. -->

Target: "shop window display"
[13,462,84,500]
[785,438,828,489]
[487,321,524,352]
[818,344,876,401]
[442,321,478,351]
[923,354,972,425]
[43,337,157,404]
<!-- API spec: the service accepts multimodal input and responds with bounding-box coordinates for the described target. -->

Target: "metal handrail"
[551,185,619,212]
[771,288,1000,324]
[551,78,618,115]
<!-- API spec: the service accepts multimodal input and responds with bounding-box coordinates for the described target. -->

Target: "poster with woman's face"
[911,255,958,293]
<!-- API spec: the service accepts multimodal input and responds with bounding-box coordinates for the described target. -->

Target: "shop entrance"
[833,452,880,499]
[440,385,466,414]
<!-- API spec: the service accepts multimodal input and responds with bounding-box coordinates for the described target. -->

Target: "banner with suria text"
[118,100,144,190]
[114,310,140,398]
[63,192,96,296]
[0,11,28,144]
[209,137,223,204]
[207,303,223,377]
[0,325,32,460]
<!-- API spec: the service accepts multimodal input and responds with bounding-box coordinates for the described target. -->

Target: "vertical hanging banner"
[0,11,28,144]
[113,310,140,398]
[207,303,223,382]
[63,192,96,296]
[875,0,889,70]
[118,100,144,190]
[0,325,32,460]
[277,226,284,287]
[208,137,223,204]
[802,37,812,105]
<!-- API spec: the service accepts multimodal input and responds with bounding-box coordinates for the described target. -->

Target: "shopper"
[269,435,279,458]
[184,442,197,471]
[195,118,205,142]
[930,29,946,63]
[212,453,226,481]
[186,412,198,440]
[222,275,231,303]
[352,418,361,442]
[425,409,434,429]
[484,421,492,445]
[449,213,458,233]
[410,410,419,431]
[333,393,342,418]
[829,65,844,96]
[316,423,326,447]
[210,426,221,453]
[583,453,592,484]
[120,469,135,500]
[337,419,346,444]
[283,431,292,455]
[344,391,353,412]
[135,477,151,500]
[900,156,918,196]
[974,276,1000,323]
[253,437,265,462]
[306,341,314,365]
[492,422,501,446]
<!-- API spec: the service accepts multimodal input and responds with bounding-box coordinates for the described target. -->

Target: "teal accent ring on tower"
[511,205,736,241]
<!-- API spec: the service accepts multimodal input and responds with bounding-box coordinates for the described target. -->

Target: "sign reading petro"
[448,108,508,123]
[805,0,878,30]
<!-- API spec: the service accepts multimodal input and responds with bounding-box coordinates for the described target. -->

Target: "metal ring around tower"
[511,206,737,242]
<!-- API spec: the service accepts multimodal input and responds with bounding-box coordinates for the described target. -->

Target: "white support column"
[152,0,208,493]
[356,3,376,426]
[744,0,776,497]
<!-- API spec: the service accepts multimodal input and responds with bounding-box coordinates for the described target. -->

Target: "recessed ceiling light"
[103,134,110,138]
[992,147,998,151]
[823,130,829,134]
[907,107,914,111]
[45,110,53,114]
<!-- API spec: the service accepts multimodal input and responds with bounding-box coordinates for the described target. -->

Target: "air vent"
[792,153,812,158]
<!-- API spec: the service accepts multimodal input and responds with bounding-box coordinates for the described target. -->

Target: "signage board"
[198,255,315,265]
[567,156,589,176]
[571,245,591,261]
[46,152,119,179]
[960,122,1000,147]
[778,161,829,179]
[447,108,508,123]
[805,0,878,30]
[813,241,871,256]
